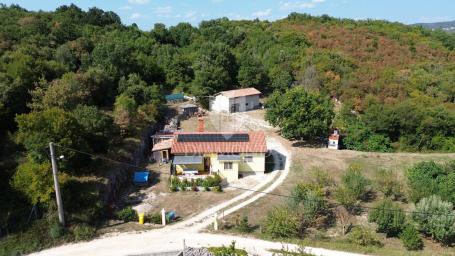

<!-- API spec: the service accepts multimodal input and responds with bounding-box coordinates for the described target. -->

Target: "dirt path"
[31,110,366,256]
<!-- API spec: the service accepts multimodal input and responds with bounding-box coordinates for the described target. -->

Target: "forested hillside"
[1,4,455,254]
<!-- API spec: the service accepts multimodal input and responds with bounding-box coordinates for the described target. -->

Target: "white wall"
[210,95,230,112]
[211,94,260,113]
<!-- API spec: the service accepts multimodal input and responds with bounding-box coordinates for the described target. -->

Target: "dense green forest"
[1,3,455,254]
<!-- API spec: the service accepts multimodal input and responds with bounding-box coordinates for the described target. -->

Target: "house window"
[224,162,233,170]
[245,103,249,106]
[244,156,253,162]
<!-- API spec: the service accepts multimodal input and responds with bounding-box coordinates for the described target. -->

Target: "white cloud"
[130,12,147,19]
[279,0,325,10]
[128,0,150,5]
[154,5,173,17]
[118,5,132,10]
[185,10,198,20]
[252,9,272,18]
[225,13,247,20]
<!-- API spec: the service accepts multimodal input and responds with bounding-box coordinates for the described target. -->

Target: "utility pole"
[49,142,65,226]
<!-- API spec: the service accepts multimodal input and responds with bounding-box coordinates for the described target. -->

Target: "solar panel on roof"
[177,133,249,142]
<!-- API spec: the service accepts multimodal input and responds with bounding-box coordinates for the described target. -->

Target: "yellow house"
[169,132,267,182]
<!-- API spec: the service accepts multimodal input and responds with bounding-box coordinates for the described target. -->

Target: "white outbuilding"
[328,130,340,150]
[209,87,261,113]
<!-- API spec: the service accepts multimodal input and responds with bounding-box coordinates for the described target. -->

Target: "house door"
[204,157,210,172]
[230,103,239,113]
[162,150,168,161]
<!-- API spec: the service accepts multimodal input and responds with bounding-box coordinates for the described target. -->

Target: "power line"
[54,144,455,218]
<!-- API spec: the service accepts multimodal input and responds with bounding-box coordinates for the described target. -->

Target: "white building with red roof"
[209,87,261,113]
[328,130,340,150]
[158,131,267,182]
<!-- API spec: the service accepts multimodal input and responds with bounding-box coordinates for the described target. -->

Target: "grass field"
[206,110,455,256]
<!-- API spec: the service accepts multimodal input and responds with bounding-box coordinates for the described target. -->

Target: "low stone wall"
[102,124,159,207]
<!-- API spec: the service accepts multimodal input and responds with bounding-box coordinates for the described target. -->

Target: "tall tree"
[266,87,334,140]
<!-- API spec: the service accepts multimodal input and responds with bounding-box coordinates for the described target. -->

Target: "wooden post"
[161,208,166,226]
[49,142,65,226]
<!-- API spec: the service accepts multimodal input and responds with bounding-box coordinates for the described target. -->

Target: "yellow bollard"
[138,212,145,225]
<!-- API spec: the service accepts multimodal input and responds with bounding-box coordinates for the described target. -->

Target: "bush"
[213,185,222,192]
[206,174,223,187]
[412,195,455,245]
[368,199,406,237]
[307,167,333,187]
[374,169,403,200]
[169,183,178,192]
[264,207,300,238]
[146,212,162,224]
[116,206,137,222]
[334,186,358,212]
[342,166,370,201]
[400,225,423,250]
[170,176,181,191]
[209,241,248,256]
[348,226,383,247]
[73,224,96,241]
[48,222,65,239]
[290,182,326,222]
[236,216,251,233]
[407,161,445,203]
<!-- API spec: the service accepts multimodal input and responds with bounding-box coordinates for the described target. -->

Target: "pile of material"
[178,247,213,256]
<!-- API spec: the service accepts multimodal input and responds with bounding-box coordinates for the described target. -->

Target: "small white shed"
[209,87,261,113]
[328,130,340,150]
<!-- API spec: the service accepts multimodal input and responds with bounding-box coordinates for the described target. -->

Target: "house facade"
[210,88,261,113]
[170,132,267,182]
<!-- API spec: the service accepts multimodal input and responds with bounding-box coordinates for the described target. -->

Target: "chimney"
[198,116,204,132]
[333,129,339,135]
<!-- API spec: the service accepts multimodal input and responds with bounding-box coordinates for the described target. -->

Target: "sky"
[2,0,455,30]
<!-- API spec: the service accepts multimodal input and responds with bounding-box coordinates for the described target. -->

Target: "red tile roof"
[171,131,267,154]
[329,134,340,140]
[219,87,261,98]
[152,139,173,151]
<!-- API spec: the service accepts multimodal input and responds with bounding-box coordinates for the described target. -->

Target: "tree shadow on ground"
[291,138,327,148]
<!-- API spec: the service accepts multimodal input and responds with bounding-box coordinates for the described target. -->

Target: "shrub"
[400,225,423,250]
[48,222,65,239]
[308,167,333,187]
[290,183,324,206]
[365,134,392,152]
[73,224,96,241]
[341,166,370,201]
[214,185,222,192]
[348,226,383,247]
[334,186,358,212]
[206,174,223,187]
[170,176,181,191]
[368,199,406,237]
[146,212,162,224]
[407,161,444,203]
[191,183,198,191]
[264,207,299,238]
[209,241,248,256]
[236,216,251,233]
[412,195,455,245]
[169,183,178,192]
[290,183,326,222]
[116,206,137,222]
[374,169,403,200]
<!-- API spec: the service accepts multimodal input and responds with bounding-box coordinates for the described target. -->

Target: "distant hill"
[413,20,455,33]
